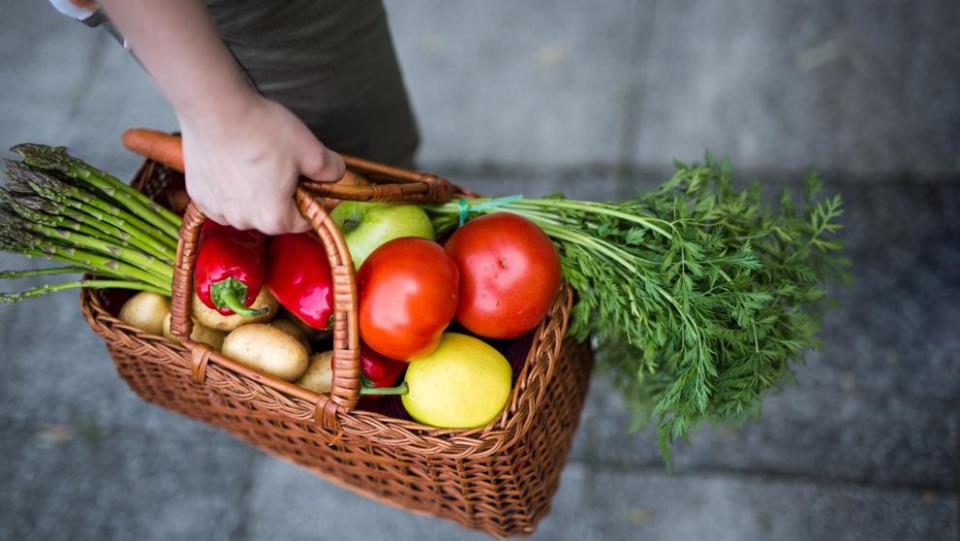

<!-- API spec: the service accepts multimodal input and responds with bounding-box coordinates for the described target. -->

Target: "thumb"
[300,138,346,183]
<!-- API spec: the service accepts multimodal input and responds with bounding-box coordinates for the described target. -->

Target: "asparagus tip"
[10,143,69,172]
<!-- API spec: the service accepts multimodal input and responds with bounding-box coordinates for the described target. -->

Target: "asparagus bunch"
[0,145,181,303]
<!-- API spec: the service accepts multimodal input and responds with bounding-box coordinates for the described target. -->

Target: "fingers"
[196,204,229,227]
[230,199,311,235]
[299,139,346,183]
[182,126,335,235]
[193,186,311,235]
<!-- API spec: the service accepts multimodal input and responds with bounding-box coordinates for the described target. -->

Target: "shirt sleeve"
[48,0,98,22]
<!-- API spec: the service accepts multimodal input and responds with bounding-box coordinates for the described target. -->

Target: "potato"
[192,288,278,332]
[221,323,308,381]
[281,312,327,341]
[270,319,310,350]
[162,312,226,350]
[118,292,170,335]
[297,351,334,393]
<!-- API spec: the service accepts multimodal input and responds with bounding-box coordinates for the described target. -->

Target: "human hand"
[97,0,344,233]
[179,93,345,234]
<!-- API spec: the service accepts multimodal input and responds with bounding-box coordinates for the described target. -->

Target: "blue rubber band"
[457,195,524,227]
[458,198,469,226]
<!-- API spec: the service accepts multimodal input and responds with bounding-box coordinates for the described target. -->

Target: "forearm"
[96,0,344,234]
[97,0,254,123]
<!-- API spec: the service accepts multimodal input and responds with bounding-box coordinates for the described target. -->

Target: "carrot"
[121,128,184,172]
[120,128,361,193]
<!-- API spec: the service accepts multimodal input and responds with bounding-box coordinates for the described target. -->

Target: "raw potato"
[192,288,278,332]
[270,319,310,350]
[162,312,226,350]
[297,351,334,393]
[222,323,308,381]
[282,312,328,341]
[118,292,170,335]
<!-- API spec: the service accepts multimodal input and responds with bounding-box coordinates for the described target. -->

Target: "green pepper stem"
[217,286,268,317]
[359,381,409,396]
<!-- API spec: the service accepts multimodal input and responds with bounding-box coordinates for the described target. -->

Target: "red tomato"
[445,213,561,339]
[357,238,459,360]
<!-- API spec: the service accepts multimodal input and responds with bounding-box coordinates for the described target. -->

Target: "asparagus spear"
[0,152,183,302]
[12,219,173,284]
[0,192,175,264]
[1,195,137,254]
[0,200,171,274]
[0,279,167,303]
[0,228,168,290]
[3,161,178,250]
[11,144,182,236]
[0,266,88,279]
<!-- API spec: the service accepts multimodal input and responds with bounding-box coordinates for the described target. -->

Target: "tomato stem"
[359,381,408,396]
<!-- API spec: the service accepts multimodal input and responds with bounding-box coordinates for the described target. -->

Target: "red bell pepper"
[195,220,268,316]
[266,233,335,330]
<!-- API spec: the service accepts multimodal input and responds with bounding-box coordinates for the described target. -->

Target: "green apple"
[331,201,435,269]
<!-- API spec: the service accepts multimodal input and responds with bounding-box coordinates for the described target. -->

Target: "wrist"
[176,86,261,136]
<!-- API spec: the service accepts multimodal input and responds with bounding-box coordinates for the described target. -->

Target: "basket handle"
[301,154,456,204]
[121,129,456,204]
[168,188,360,431]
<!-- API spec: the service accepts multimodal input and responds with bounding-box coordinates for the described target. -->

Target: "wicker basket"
[79,158,593,538]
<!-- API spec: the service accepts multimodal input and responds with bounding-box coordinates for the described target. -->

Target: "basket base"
[104,339,592,538]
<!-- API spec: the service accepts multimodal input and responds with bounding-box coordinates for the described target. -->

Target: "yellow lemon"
[402,333,512,429]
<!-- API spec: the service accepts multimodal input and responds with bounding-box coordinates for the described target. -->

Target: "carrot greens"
[428,155,848,460]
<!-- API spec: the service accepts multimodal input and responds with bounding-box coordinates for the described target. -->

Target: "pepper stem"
[211,277,268,317]
[359,381,409,396]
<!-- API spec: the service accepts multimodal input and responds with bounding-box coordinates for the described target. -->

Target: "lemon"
[402,333,512,429]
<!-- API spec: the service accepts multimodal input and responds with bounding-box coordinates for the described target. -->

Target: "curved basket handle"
[301,154,456,204]
[120,129,457,204]
[169,188,360,431]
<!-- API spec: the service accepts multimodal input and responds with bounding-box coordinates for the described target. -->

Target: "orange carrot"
[121,128,184,172]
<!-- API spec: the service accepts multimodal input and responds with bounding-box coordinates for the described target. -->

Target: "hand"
[179,93,345,234]
[96,0,344,233]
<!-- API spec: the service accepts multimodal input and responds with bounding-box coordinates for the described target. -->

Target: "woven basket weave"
[79,158,593,538]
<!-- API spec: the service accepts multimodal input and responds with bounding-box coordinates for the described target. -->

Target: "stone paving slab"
[0,420,255,541]
[6,1,960,177]
[0,1,176,182]
[633,0,960,176]
[245,457,957,541]
[818,183,960,401]
[581,469,957,541]
[384,0,960,174]
[0,264,243,438]
[2,415,953,541]
[581,375,959,491]
[384,0,648,168]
